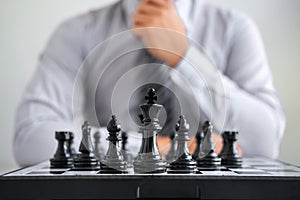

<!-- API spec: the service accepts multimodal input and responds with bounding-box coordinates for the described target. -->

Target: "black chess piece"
[121,131,128,153]
[197,121,221,168]
[67,132,77,158]
[220,131,243,167]
[192,130,204,160]
[219,131,228,158]
[165,132,177,163]
[73,121,100,171]
[133,88,167,174]
[167,115,197,174]
[138,114,144,125]
[50,131,74,169]
[99,115,128,174]
[121,131,134,168]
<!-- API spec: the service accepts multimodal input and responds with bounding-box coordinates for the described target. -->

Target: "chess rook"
[133,88,167,174]
[99,115,128,174]
[73,121,100,171]
[220,131,243,167]
[197,121,221,168]
[167,115,197,174]
[50,132,74,169]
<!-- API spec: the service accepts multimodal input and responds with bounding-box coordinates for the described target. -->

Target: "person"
[13,0,286,167]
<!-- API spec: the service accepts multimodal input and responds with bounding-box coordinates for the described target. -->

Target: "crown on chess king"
[139,88,163,133]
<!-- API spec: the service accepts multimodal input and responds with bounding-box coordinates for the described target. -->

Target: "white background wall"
[0,0,299,172]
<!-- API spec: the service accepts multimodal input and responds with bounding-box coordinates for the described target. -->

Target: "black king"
[133,88,167,173]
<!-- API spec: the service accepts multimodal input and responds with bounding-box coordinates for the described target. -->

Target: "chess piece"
[93,131,104,160]
[121,131,128,147]
[50,132,74,169]
[219,131,228,158]
[167,115,197,174]
[197,121,221,168]
[192,130,204,160]
[121,131,128,157]
[220,131,242,167]
[73,121,100,171]
[138,113,144,124]
[165,132,177,163]
[133,88,167,174]
[121,131,134,168]
[99,116,128,174]
[67,132,77,158]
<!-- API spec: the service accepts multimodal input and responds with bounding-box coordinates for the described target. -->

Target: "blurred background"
[0,0,299,173]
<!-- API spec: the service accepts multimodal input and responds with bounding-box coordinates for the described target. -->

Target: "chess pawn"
[121,131,133,168]
[192,130,204,160]
[167,115,197,174]
[67,132,77,158]
[220,131,242,167]
[93,131,104,160]
[197,121,221,168]
[73,121,100,171]
[133,88,167,174]
[165,132,178,163]
[99,115,128,174]
[50,132,74,169]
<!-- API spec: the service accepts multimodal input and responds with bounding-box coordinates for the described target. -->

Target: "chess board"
[1,157,300,199]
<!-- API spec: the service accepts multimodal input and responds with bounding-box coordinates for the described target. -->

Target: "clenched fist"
[132,0,189,67]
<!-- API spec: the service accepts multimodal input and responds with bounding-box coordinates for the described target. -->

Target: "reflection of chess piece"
[197,121,221,168]
[167,115,197,174]
[67,132,77,158]
[220,131,242,167]
[80,121,93,152]
[73,121,100,171]
[99,115,128,174]
[166,132,177,163]
[93,131,104,160]
[121,131,134,168]
[133,88,167,174]
[192,130,204,160]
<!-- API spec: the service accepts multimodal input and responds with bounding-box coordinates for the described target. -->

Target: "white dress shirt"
[14,0,286,167]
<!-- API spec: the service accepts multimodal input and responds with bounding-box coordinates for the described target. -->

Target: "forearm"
[223,76,285,158]
[13,121,76,167]
[171,45,285,158]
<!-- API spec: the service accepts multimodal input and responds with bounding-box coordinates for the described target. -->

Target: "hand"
[132,0,189,67]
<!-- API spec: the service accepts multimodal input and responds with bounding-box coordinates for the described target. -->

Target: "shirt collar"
[121,0,195,30]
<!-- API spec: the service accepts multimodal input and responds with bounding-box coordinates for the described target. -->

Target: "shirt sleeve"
[173,16,286,159]
[13,19,85,167]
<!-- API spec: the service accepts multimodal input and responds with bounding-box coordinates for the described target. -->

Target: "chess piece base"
[197,151,221,167]
[72,153,100,171]
[50,157,74,169]
[221,156,243,168]
[167,156,197,174]
[99,162,128,174]
[133,154,167,174]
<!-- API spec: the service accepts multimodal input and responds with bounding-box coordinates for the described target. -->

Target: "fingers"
[132,12,154,27]
[136,3,162,16]
[142,0,173,8]
[133,0,175,27]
